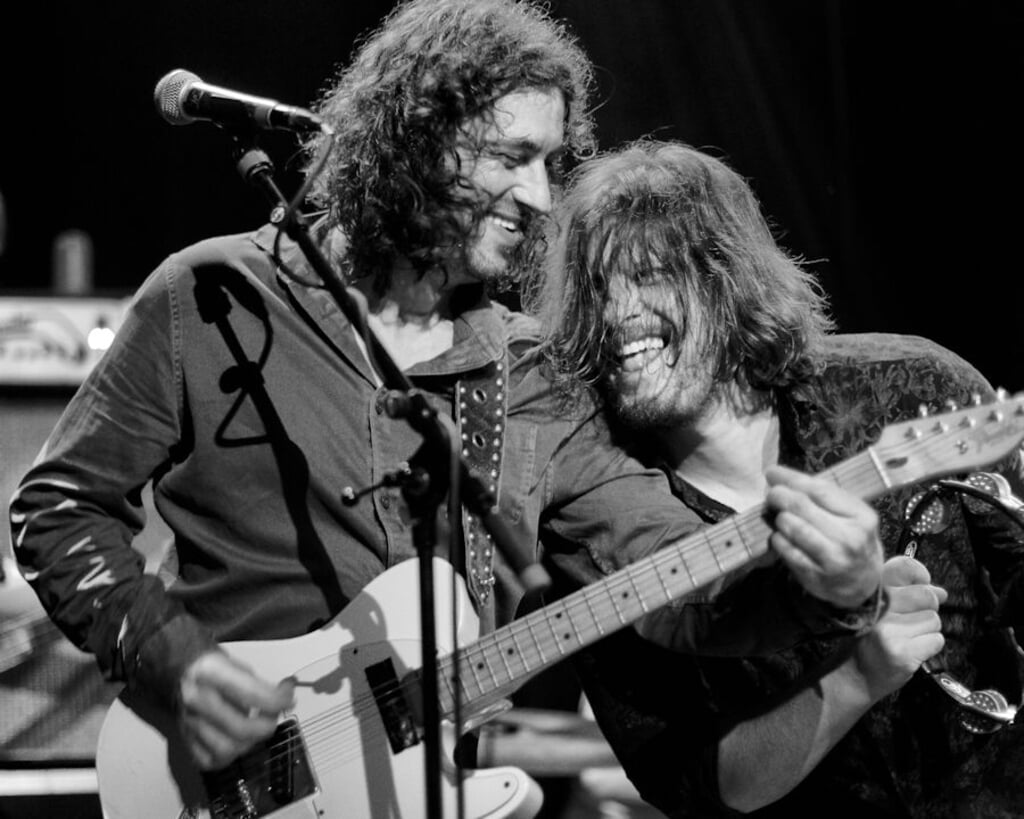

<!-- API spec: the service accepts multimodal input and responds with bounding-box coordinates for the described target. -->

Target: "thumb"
[882,554,931,587]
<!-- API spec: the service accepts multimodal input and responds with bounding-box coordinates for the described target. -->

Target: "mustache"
[605,314,676,353]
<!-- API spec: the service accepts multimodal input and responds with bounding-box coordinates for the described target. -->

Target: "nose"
[603,277,643,321]
[513,159,553,216]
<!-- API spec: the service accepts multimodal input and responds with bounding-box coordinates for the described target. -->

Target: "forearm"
[718,655,875,812]
[634,560,884,658]
[11,473,212,701]
[9,266,215,702]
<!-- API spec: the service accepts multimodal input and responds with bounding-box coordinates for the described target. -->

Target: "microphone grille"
[154,69,199,125]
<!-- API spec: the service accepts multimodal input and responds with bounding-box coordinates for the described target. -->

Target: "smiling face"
[446,88,566,287]
[601,270,720,432]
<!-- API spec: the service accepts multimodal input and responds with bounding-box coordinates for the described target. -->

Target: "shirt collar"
[249,222,507,379]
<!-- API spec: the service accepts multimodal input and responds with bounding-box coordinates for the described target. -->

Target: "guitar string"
[201,455,889,792]
[36,454,891,798]
[18,445,897,796]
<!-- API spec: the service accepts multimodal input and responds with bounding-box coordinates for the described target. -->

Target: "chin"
[606,386,687,433]
[465,245,515,285]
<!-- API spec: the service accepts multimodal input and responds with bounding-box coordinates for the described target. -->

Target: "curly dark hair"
[302,0,597,289]
[527,138,834,402]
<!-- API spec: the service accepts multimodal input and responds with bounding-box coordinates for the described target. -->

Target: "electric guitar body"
[96,392,1024,819]
[96,558,542,819]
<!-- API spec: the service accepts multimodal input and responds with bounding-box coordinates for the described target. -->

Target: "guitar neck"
[431,446,890,714]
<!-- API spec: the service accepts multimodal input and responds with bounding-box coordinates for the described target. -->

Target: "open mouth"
[487,212,523,237]
[612,316,673,368]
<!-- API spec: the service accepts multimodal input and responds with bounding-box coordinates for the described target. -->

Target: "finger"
[882,555,931,587]
[768,530,820,577]
[182,709,249,770]
[190,653,295,715]
[912,631,946,662]
[181,675,280,744]
[884,583,945,614]
[770,487,880,556]
[769,524,880,608]
[765,465,874,519]
[769,502,878,577]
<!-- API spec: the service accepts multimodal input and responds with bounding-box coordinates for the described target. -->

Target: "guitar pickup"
[366,657,422,753]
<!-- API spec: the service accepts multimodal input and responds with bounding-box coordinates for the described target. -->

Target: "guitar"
[96,393,1024,819]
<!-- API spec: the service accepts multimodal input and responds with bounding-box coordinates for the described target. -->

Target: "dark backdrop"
[1,0,1021,390]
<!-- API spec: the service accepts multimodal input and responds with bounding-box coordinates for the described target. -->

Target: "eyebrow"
[489,136,566,161]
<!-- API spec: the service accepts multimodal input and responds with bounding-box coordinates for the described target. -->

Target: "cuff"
[803,583,889,637]
[129,612,219,710]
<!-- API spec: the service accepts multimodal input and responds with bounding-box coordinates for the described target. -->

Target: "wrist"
[820,584,889,636]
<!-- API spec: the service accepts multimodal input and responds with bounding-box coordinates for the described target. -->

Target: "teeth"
[489,214,519,232]
[620,337,664,357]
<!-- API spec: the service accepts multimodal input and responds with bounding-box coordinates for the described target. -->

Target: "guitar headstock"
[873,391,1024,490]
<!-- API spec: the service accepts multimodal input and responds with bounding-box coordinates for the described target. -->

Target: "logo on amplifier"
[0,297,126,385]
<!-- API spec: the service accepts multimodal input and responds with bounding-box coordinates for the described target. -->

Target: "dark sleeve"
[8,263,217,707]
[573,630,743,818]
[965,448,1024,641]
[914,341,1024,638]
[540,408,882,657]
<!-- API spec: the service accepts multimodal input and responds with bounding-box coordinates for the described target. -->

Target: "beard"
[601,367,720,434]
[457,212,545,296]
[461,237,518,293]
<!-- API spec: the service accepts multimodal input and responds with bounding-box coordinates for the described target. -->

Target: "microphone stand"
[228,133,544,819]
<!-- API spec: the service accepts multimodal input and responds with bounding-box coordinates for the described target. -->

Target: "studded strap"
[455,353,509,618]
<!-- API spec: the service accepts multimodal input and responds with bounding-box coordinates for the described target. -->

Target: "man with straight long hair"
[533,138,1024,818]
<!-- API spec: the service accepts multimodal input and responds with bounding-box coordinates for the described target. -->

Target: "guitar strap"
[455,351,509,633]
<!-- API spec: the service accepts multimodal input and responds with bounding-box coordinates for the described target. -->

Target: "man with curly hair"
[10,2,887,809]
[533,138,1024,818]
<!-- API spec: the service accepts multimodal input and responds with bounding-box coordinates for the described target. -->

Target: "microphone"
[153,68,327,133]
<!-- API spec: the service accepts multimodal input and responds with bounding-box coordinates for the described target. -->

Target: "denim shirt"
[9,224,874,708]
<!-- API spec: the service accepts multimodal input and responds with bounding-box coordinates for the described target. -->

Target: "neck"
[354,261,463,372]
[659,383,779,512]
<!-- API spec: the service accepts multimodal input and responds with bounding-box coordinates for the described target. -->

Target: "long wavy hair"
[527,138,834,402]
[302,0,596,289]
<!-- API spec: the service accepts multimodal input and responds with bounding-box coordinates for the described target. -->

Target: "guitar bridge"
[201,718,318,818]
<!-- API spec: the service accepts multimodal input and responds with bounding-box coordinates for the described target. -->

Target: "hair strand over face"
[527,138,834,404]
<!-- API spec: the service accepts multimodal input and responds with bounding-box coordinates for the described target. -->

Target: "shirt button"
[381,493,391,509]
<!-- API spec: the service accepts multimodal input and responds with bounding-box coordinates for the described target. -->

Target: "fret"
[673,538,700,590]
[624,565,649,614]
[459,645,487,697]
[546,605,571,656]
[476,639,501,689]
[416,394,1024,722]
[494,634,515,680]
[651,552,674,600]
[603,574,628,625]
[580,586,606,638]
[522,614,551,665]
[437,658,457,709]
[507,625,532,674]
